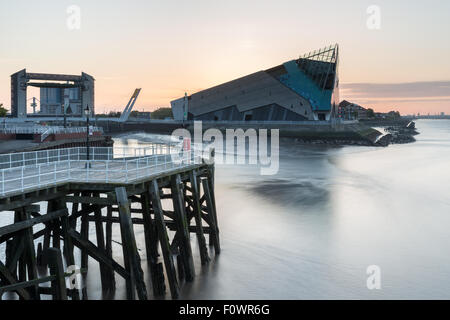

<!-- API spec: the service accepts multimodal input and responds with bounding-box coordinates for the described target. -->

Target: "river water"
[112,119,450,300]
[1,119,449,299]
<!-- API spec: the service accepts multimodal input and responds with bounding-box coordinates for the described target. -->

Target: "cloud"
[340,81,450,99]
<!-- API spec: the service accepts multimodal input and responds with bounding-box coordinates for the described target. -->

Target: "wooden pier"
[0,146,220,300]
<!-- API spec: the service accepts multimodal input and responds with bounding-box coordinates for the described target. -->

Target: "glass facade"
[276,44,339,115]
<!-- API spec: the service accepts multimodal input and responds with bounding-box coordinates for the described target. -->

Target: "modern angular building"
[171,44,340,122]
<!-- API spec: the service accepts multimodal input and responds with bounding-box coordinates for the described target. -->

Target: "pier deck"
[0,145,219,300]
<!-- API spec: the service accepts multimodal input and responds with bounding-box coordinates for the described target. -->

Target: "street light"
[85,105,91,168]
[62,102,67,128]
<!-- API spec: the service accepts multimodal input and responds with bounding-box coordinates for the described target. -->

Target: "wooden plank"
[149,180,179,299]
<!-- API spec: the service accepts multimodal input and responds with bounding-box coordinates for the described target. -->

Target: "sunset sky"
[1,0,449,115]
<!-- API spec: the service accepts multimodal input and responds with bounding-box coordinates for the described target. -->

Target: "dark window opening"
[244,114,252,121]
[318,113,326,121]
[214,116,219,121]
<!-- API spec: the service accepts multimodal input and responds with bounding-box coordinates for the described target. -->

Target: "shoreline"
[0,119,419,155]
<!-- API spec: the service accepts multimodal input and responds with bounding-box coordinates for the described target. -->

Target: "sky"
[0,0,449,115]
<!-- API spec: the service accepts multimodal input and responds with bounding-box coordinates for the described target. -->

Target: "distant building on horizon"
[338,100,369,120]
[10,69,95,118]
[171,44,340,122]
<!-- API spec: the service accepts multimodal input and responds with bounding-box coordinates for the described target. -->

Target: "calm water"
[113,119,450,300]
[1,120,449,299]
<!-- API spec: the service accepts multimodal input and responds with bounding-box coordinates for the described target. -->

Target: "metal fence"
[0,144,181,170]
[0,124,104,135]
[0,146,201,196]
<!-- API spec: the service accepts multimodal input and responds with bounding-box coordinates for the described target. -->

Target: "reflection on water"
[1,120,449,299]
[116,120,450,299]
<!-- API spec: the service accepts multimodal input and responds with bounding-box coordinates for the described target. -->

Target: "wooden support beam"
[69,204,106,224]
[201,178,221,255]
[171,174,195,281]
[56,199,80,301]
[141,191,165,297]
[93,192,115,292]
[189,171,210,265]
[6,238,23,274]
[116,187,148,300]
[64,196,114,206]
[46,248,67,300]
[20,207,39,300]
[0,190,68,212]
[0,209,68,237]
[69,192,80,229]
[149,180,179,299]
[105,205,113,264]
[68,229,128,279]
[0,261,31,300]
[80,192,90,270]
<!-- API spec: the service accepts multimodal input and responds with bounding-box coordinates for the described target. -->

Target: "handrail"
[0,144,180,170]
[0,125,104,135]
[0,145,202,196]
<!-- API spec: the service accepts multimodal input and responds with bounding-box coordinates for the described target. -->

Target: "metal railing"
[0,124,104,135]
[0,146,202,196]
[0,144,178,170]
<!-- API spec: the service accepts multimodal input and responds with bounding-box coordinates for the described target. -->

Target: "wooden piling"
[149,180,179,299]
[171,174,195,281]
[46,248,67,300]
[189,171,210,265]
[140,191,165,296]
[116,187,148,300]
[202,177,221,255]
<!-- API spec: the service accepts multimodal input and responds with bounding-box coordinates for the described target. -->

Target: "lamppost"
[62,102,67,128]
[85,105,91,168]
